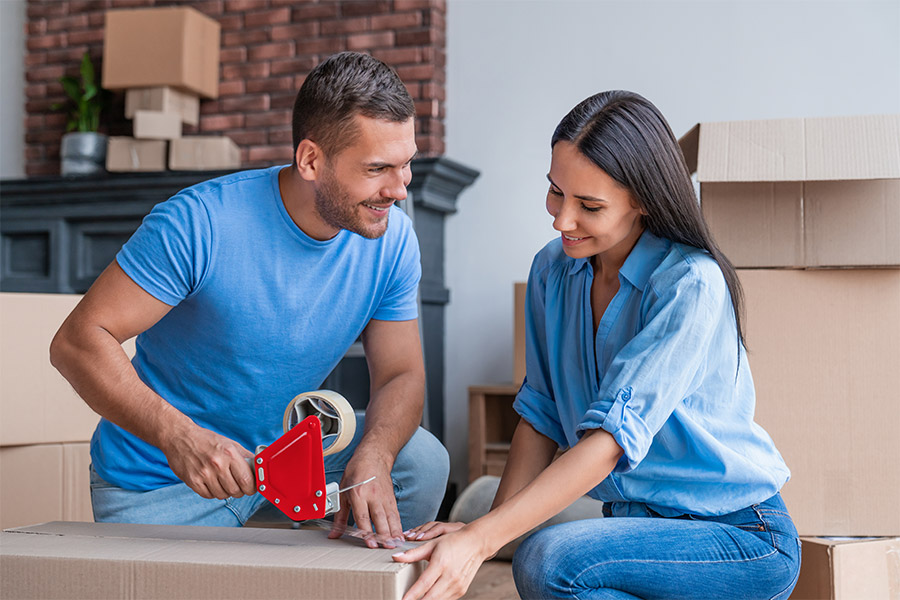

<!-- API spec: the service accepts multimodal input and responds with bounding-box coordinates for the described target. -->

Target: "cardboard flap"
[683,114,900,182]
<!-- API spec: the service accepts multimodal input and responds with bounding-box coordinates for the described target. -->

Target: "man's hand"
[161,424,257,500]
[329,452,402,548]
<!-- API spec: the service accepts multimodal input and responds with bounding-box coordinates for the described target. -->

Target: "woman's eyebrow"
[546,174,607,203]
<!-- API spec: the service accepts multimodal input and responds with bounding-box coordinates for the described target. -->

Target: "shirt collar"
[567,230,670,290]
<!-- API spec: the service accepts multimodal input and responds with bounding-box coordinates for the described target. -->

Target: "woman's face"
[546,141,646,262]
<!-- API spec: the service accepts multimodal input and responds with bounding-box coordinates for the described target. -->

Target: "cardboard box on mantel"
[133,110,182,141]
[103,6,221,99]
[170,136,241,171]
[126,86,200,126]
[741,269,900,536]
[679,114,900,268]
[791,537,900,600]
[107,137,167,172]
[1,522,424,600]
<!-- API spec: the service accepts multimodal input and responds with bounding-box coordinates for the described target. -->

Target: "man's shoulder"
[180,165,280,199]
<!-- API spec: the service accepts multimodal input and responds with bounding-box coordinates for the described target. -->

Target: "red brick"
[415,99,439,118]
[190,0,225,15]
[46,46,92,64]
[340,1,391,17]
[27,33,67,51]
[27,3,67,19]
[25,146,44,160]
[27,20,47,35]
[268,126,292,144]
[248,41,294,61]
[293,74,308,88]
[396,63,434,81]
[269,93,295,109]
[395,29,435,46]
[68,29,104,44]
[220,95,270,112]
[223,29,269,46]
[27,162,62,177]
[26,129,64,144]
[66,0,117,10]
[217,15,244,30]
[246,110,290,128]
[271,56,317,76]
[46,14,90,31]
[25,53,48,67]
[25,65,65,83]
[421,82,446,102]
[243,7,290,27]
[403,81,420,99]
[88,12,106,27]
[25,115,45,129]
[110,0,153,8]
[425,7,446,30]
[224,0,268,11]
[291,3,339,21]
[45,113,68,128]
[347,31,394,51]
[246,76,295,93]
[271,22,318,41]
[225,130,268,146]
[295,37,345,55]
[371,11,422,30]
[320,16,369,36]
[218,80,246,96]
[371,47,421,66]
[199,100,223,115]
[200,114,246,131]
[248,145,292,162]
[220,47,248,63]
[394,0,440,9]
[25,84,47,99]
[222,62,270,80]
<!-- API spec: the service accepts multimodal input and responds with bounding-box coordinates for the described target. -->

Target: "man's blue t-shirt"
[92,166,421,491]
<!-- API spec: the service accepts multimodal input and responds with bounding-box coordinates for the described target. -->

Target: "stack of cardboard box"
[101,6,240,173]
[681,114,900,598]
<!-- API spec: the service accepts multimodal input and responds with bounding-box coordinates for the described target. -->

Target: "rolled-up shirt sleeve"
[513,259,568,449]
[578,264,728,472]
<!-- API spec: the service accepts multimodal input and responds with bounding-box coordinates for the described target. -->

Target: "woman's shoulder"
[650,242,727,299]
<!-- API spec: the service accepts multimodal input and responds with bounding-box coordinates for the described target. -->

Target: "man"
[50,52,449,545]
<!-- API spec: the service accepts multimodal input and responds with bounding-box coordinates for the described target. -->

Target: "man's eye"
[370,167,386,173]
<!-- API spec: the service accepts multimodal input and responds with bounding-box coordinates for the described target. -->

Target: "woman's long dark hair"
[553,90,745,356]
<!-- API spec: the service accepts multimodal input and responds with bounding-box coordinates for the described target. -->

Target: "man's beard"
[314,168,390,240]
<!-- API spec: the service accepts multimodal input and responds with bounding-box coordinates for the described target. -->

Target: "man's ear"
[295,139,323,181]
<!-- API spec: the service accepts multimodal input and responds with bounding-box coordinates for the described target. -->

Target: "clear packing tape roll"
[282,390,356,456]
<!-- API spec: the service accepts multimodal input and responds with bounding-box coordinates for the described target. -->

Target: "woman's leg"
[512,495,800,600]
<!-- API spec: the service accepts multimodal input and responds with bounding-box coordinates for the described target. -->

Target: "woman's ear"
[295,139,322,182]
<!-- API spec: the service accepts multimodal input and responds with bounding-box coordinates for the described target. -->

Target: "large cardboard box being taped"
[170,136,240,171]
[126,87,200,126]
[107,137,167,172]
[740,269,900,535]
[0,443,93,529]
[514,282,526,384]
[103,7,221,99]
[791,537,900,600]
[1,522,425,599]
[679,114,900,268]
[133,110,183,141]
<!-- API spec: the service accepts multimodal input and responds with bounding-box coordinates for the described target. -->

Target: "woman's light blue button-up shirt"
[513,230,790,516]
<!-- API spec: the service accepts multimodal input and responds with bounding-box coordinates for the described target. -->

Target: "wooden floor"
[463,560,518,599]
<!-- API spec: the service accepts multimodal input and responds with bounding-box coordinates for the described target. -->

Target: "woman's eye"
[581,204,601,212]
[548,186,562,196]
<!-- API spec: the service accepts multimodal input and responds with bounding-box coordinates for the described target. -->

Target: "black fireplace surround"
[0,158,478,442]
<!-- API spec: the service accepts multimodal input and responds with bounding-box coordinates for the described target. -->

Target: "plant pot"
[60,132,108,176]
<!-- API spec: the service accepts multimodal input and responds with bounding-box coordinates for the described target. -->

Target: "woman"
[393,91,801,600]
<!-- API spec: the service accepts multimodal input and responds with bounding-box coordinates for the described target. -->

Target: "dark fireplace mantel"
[0,158,478,440]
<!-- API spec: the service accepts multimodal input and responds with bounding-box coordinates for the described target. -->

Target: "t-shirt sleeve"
[371,213,421,321]
[512,254,568,449]
[115,191,213,306]
[576,260,729,473]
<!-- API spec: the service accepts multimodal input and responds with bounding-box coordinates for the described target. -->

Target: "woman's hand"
[404,521,466,541]
[393,528,490,600]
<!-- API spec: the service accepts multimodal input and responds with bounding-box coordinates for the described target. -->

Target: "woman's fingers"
[404,521,466,540]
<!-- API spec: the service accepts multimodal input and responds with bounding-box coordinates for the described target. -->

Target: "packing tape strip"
[282,390,356,456]
[304,518,418,551]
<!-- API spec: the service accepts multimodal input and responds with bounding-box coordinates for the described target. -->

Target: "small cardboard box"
[103,7,221,99]
[1,522,424,599]
[792,537,900,600]
[679,114,900,268]
[513,282,527,384]
[0,443,93,529]
[0,293,99,446]
[133,110,183,141]
[740,269,900,535]
[107,137,168,172]
[126,87,200,126]
[169,136,241,171]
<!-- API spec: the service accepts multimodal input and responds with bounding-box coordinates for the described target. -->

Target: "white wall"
[444,0,900,490]
[0,0,26,179]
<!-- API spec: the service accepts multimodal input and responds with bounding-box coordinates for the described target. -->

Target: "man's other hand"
[162,425,257,499]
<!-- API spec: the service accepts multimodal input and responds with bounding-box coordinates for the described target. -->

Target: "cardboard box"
[1,522,424,599]
[0,293,101,446]
[0,443,93,529]
[740,269,900,535]
[126,87,200,126]
[133,110,183,141]
[107,137,168,172]
[169,136,241,171]
[103,7,221,99]
[679,114,900,268]
[513,282,526,384]
[792,537,900,599]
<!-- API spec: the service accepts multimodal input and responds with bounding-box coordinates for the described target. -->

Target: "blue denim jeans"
[513,493,801,600]
[90,413,449,531]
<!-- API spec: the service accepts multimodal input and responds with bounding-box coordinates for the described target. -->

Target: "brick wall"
[23,0,446,176]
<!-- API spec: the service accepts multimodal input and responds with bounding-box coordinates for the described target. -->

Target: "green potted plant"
[52,51,112,176]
